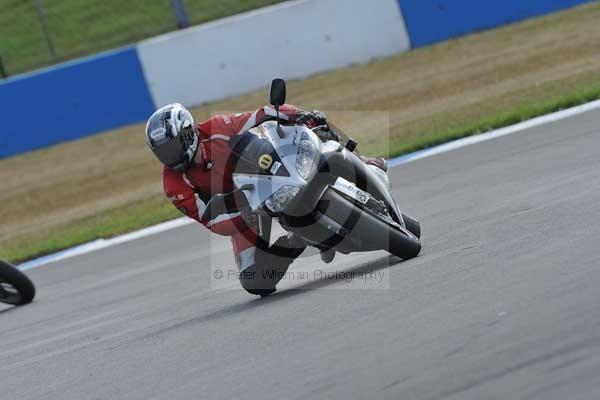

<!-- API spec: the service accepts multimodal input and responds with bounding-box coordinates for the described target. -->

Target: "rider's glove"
[296,110,340,142]
[312,125,340,143]
[296,110,328,129]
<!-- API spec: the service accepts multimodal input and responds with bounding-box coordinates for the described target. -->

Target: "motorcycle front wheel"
[0,260,35,305]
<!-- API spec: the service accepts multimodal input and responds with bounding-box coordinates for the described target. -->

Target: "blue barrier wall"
[398,0,594,48]
[0,47,155,158]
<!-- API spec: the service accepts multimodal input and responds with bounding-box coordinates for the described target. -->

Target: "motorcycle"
[0,259,35,306]
[205,78,421,290]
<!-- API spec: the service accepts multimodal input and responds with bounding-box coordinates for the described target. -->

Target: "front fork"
[257,214,273,244]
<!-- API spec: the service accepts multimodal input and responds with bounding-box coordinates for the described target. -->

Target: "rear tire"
[314,189,422,260]
[402,213,421,239]
[386,226,421,259]
[0,260,35,305]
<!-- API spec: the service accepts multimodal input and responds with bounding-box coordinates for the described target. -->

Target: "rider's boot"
[320,248,336,264]
[360,156,388,172]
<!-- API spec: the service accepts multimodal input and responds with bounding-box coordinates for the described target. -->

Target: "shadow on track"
[142,255,405,340]
[263,254,402,300]
[0,305,23,315]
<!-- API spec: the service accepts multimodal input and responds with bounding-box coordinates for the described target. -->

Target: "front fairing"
[231,122,321,214]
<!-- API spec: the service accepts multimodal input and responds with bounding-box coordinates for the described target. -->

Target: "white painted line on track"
[18,99,600,271]
[18,218,194,271]
[389,99,600,167]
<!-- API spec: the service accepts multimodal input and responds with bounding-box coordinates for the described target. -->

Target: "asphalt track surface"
[3,110,600,400]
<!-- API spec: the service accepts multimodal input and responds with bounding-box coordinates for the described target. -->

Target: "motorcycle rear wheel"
[316,189,422,260]
[0,260,35,305]
[386,223,421,260]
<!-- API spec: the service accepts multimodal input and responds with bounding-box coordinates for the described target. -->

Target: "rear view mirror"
[269,78,286,107]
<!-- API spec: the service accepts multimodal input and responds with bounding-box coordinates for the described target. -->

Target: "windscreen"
[229,131,288,177]
[326,122,362,156]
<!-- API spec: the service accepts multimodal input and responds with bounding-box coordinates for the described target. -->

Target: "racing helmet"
[145,103,199,171]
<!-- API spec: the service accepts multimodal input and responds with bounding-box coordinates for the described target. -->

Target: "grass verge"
[0,0,285,75]
[3,196,180,264]
[2,1,600,263]
[5,85,600,264]
[389,83,600,156]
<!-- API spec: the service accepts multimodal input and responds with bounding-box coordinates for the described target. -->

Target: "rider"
[145,103,387,295]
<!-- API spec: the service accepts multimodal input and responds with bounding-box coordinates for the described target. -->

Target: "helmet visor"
[152,136,188,168]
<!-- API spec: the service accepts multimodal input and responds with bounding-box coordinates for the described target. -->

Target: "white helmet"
[145,103,199,171]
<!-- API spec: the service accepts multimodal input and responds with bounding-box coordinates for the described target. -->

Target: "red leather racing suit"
[163,104,306,271]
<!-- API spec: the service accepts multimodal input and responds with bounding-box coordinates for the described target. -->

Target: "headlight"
[264,185,301,213]
[296,134,318,180]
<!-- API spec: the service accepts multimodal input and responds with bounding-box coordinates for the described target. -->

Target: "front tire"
[0,260,35,305]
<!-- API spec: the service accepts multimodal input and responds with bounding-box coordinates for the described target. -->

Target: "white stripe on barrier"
[138,0,410,107]
[17,99,600,271]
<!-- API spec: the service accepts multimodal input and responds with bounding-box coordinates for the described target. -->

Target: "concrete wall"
[137,0,410,107]
[0,47,154,158]
[398,0,594,47]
